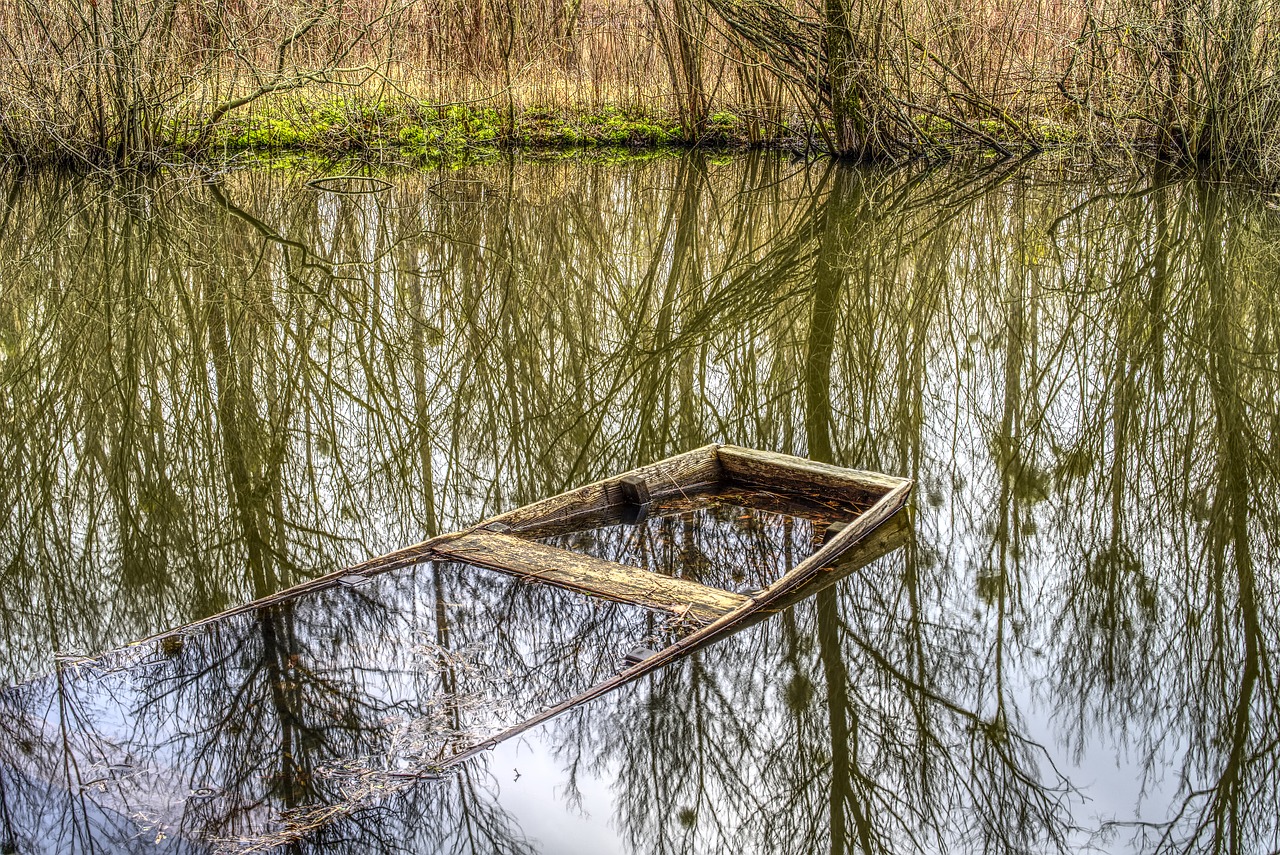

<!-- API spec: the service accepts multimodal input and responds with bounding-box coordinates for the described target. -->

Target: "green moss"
[915,115,954,142]
[398,125,427,147]
[1029,117,1081,145]
[976,118,1003,135]
[204,98,719,166]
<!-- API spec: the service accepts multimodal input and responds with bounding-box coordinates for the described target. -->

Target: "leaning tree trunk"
[1158,0,1191,159]
[673,0,710,134]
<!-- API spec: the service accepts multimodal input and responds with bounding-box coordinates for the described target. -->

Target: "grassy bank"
[212,102,701,164]
[1,0,1277,183]
[200,99,1089,168]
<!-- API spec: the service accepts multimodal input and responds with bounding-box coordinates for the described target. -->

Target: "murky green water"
[0,155,1277,853]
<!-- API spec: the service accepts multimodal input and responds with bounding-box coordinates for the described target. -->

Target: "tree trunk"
[824,0,870,159]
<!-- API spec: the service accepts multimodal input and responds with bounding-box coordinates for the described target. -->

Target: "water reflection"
[0,561,659,852]
[0,156,1277,852]
[540,488,861,591]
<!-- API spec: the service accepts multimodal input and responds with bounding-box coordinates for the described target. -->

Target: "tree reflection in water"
[0,560,660,851]
[0,157,1277,852]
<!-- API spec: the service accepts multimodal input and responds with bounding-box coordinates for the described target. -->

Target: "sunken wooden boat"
[154,443,910,754]
[0,445,910,852]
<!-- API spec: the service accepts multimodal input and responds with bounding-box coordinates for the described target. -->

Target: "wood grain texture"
[433,529,748,621]
[717,445,906,503]
[484,444,722,531]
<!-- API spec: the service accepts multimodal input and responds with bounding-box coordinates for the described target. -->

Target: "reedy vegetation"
[0,0,1278,176]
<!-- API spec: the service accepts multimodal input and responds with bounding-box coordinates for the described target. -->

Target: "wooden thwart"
[434,529,748,622]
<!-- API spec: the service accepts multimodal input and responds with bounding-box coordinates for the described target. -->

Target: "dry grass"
[0,0,1277,180]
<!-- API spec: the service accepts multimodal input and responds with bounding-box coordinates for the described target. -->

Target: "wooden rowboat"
[0,445,910,851]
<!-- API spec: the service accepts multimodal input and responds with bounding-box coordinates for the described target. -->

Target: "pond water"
[0,154,1277,853]
[538,486,863,591]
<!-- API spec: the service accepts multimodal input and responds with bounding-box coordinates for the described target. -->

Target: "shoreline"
[0,99,1215,183]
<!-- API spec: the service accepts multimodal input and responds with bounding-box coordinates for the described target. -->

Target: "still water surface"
[0,155,1277,852]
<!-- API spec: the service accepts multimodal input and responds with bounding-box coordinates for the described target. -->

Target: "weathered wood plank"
[717,446,905,503]
[485,444,723,531]
[433,529,748,621]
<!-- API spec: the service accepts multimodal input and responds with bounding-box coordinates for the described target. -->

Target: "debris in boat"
[823,520,849,543]
[539,492,867,593]
[623,646,659,665]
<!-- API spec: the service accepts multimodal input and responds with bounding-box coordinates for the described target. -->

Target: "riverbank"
[0,89,1210,181]
[208,100,1095,163]
[3,0,1277,183]
[14,96,1102,174]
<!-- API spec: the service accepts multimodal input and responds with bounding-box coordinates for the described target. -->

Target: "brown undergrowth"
[0,0,1277,183]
